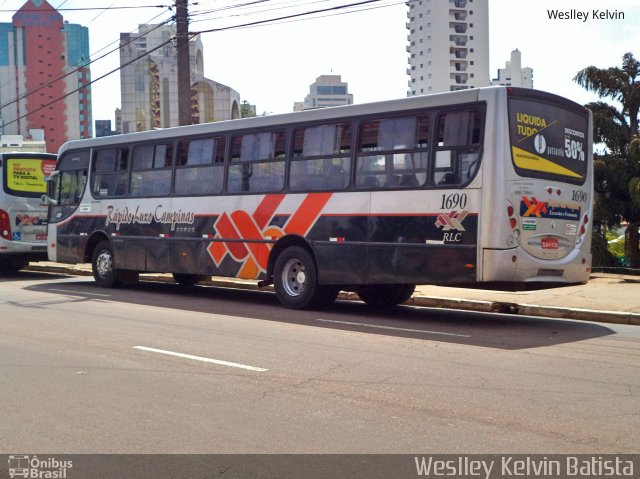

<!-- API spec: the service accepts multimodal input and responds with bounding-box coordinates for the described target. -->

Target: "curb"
[26,264,640,326]
[406,296,640,326]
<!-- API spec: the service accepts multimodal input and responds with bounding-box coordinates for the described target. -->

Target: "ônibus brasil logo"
[8,455,73,478]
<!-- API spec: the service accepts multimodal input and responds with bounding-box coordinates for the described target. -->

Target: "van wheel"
[92,240,121,288]
[356,284,416,308]
[273,246,338,309]
[0,259,27,273]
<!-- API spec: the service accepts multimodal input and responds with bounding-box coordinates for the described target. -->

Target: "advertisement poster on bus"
[5,158,57,194]
[508,97,589,185]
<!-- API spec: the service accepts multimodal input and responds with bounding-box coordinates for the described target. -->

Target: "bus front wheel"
[92,240,121,288]
[273,246,338,309]
[356,284,416,308]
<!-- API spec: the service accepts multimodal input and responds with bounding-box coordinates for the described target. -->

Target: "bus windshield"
[2,156,57,198]
[509,94,589,185]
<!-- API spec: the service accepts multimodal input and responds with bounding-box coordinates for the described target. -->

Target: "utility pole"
[176,0,191,126]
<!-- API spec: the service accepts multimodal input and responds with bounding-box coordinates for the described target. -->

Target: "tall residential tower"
[0,0,91,152]
[407,0,489,95]
[491,49,534,89]
[119,24,241,133]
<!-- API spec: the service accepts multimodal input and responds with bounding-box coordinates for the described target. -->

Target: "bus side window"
[433,109,482,187]
[227,131,285,193]
[175,137,225,195]
[355,115,428,189]
[91,148,129,198]
[130,143,173,197]
[289,123,352,191]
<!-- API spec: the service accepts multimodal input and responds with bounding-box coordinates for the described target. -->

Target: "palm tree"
[574,52,640,142]
[574,53,640,267]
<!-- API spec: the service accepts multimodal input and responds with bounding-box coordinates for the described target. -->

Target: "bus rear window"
[3,157,57,198]
[509,96,589,185]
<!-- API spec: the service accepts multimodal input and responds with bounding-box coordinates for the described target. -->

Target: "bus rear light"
[0,209,11,240]
[580,225,586,236]
[464,263,475,269]
[506,204,518,231]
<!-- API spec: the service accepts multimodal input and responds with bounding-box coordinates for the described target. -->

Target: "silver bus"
[44,87,593,309]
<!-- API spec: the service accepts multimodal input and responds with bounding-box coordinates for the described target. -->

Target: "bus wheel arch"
[88,236,138,288]
[267,235,310,281]
[269,236,338,310]
[85,232,110,263]
[91,239,120,288]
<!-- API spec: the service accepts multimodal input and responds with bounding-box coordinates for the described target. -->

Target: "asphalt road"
[1,271,639,454]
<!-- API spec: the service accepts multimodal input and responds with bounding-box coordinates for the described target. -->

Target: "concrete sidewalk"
[26,262,640,326]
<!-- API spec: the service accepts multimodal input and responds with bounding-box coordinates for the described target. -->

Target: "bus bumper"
[482,248,592,284]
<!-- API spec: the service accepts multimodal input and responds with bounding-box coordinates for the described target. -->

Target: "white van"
[0,152,57,272]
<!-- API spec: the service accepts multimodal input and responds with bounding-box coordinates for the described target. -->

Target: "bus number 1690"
[441,193,467,210]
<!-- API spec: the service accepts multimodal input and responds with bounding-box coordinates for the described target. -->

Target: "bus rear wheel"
[92,240,121,288]
[273,246,338,309]
[356,284,415,308]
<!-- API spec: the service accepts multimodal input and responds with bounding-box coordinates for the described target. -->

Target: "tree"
[574,53,640,267]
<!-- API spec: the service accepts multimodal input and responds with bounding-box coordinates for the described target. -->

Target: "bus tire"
[356,284,416,308]
[92,240,121,288]
[273,246,337,309]
[173,273,209,287]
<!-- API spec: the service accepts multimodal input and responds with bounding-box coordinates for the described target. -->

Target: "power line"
[3,30,193,129]
[0,4,170,12]
[192,0,385,34]
[1,16,175,128]
[2,0,405,130]
[0,8,172,113]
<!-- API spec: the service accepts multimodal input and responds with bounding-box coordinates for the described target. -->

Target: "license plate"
[36,234,47,241]
[541,237,559,249]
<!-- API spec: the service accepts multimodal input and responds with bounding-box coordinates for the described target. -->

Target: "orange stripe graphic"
[284,192,333,235]
[253,193,285,229]
[208,192,333,279]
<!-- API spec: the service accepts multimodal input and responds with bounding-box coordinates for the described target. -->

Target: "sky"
[0,0,639,126]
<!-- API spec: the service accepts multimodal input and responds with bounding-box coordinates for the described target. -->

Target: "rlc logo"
[435,211,468,231]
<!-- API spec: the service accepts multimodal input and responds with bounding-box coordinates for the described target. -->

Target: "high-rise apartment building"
[294,75,353,111]
[119,24,241,133]
[491,49,533,89]
[407,0,489,95]
[0,0,91,153]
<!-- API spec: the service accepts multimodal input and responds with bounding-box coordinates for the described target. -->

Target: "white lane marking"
[133,346,268,372]
[315,318,472,338]
[49,288,111,297]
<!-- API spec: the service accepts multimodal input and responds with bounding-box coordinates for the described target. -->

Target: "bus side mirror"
[42,170,60,205]
[41,194,58,206]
